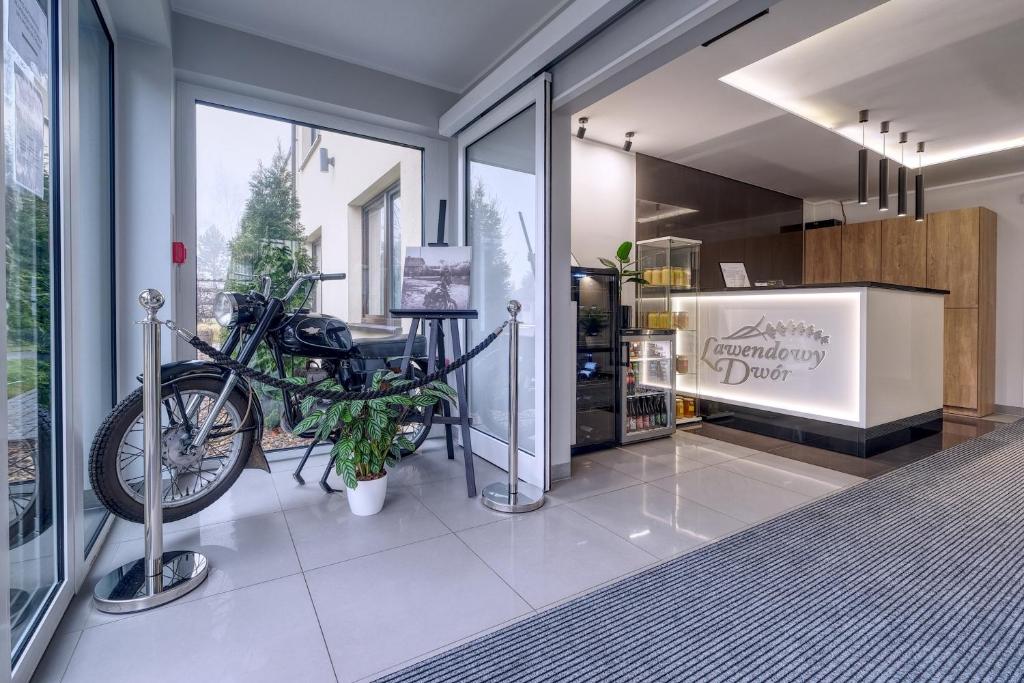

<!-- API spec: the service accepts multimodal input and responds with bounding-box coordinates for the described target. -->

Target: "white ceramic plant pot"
[346,471,388,516]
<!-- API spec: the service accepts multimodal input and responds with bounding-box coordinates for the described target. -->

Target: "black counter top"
[700,281,949,295]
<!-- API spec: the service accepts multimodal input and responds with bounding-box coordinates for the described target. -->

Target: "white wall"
[295,129,422,327]
[570,138,636,301]
[172,13,457,137]
[116,37,175,394]
[807,172,1024,410]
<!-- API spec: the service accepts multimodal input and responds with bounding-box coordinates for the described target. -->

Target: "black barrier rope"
[173,320,509,402]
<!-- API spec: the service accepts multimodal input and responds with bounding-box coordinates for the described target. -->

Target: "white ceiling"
[170,0,572,93]
[577,0,1024,202]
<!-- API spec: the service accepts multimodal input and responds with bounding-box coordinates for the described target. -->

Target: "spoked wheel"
[8,449,38,546]
[397,366,432,456]
[90,376,256,523]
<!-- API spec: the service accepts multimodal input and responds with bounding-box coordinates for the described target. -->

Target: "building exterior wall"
[294,127,421,330]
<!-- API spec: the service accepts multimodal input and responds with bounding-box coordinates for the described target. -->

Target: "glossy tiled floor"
[33,432,864,683]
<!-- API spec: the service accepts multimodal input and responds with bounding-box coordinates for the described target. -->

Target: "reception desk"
[696,283,947,456]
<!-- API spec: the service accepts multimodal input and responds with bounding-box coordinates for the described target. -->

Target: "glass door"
[4,0,68,671]
[458,75,550,488]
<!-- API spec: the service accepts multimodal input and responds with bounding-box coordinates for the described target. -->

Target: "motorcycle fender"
[138,360,270,473]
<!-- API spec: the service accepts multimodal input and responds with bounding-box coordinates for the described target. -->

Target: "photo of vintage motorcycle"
[88,272,432,524]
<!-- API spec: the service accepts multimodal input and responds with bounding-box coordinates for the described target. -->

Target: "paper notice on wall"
[720,262,751,288]
[14,66,46,198]
[8,0,48,75]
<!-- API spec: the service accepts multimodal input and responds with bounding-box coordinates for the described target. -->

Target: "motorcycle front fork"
[185,371,240,451]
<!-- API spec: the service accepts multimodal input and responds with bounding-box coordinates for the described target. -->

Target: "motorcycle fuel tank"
[277,313,354,357]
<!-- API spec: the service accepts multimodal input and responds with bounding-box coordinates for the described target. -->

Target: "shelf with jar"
[635,236,702,427]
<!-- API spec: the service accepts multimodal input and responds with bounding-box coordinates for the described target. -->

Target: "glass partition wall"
[5,0,63,666]
[3,0,115,676]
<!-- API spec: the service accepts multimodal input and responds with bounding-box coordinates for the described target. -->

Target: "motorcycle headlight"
[213,292,239,327]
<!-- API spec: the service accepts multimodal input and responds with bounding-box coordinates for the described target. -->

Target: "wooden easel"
[391,200,478,497]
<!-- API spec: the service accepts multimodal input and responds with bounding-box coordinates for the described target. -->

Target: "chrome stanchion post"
[481,300,544,513]
[94,289,209,613]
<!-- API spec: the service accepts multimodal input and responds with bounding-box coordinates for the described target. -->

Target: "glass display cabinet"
[571,267,619,454]
[635,236,701,426]
[619,330,676,444]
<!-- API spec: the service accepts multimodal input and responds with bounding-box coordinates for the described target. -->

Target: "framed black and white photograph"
[399,246,472,310]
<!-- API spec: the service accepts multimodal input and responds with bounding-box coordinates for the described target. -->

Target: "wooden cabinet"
[841,221,881,281]
[822,208,996,416]
[927,208,983,308]
[925,207,996,416]
[804,226,842,284]
[880,217,927,287]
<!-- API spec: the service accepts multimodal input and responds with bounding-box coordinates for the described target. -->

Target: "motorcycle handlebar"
[281,272,347,302]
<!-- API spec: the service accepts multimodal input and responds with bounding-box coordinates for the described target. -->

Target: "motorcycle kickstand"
[292,438,320,485]
[319,449,341,494]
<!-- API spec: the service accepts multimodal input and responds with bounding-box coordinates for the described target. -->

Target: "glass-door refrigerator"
[619,329,675,444]
[571,267,619,454]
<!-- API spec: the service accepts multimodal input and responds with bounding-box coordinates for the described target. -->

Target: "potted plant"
[292,370,455,516]
[599,240,647,328]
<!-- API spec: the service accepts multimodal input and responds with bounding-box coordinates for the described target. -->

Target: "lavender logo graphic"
[702,316,831,386]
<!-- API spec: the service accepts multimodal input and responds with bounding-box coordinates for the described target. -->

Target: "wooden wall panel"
[927,208,980,307]
[880,217,927,287]
[841,221,881,281]
[804,226,842,284]
[944,308,979,410]
[977,208,997,416]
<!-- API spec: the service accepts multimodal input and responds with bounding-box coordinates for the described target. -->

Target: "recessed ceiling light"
[719,0,1024,167]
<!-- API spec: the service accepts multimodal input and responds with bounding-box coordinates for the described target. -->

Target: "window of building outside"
[194,106,422,453]
[310,236,322,311]
[361,183,401,323]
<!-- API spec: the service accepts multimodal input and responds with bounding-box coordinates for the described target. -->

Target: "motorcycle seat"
[355,334,427,361]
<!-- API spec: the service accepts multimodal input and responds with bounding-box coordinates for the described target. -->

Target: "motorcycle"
[89,272,429,523]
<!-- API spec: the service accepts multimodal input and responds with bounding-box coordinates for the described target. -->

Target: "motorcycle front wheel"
[89,375,255,523]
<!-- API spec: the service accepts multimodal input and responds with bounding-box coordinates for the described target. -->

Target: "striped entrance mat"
[379,423,1024,682]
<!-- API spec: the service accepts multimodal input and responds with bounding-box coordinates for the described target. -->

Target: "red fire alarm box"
[172,241,187,265]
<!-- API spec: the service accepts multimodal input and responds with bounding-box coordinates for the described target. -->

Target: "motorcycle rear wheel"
[89,376,255,524]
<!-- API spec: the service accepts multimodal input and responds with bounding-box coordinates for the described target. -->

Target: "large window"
[5,0,63,663]
[193,104,422,452]
[75,0,115,557]
[361,182,401,322]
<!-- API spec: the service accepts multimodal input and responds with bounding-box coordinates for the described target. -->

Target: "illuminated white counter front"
[696,283,946,456]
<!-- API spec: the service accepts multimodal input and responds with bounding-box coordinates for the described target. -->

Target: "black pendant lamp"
[857,110,869,205]
[897,132,908,217]
[878,121,890,212]
[915,142,925,222]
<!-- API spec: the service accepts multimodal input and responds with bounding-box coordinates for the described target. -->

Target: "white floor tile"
[718,451,865,498]
[583,447,710,482]
[385,443,478,488]
[306,534,530,682]
[569,485,747,559]
[545,458,640,504]
[457,505,655,608]
[196,469,283,526]
[406,458,512,532]
[284,486,449,570]
[651,466,811,524]
[272,454,349,511]
[61,575,334,683]
[29,630,80,683]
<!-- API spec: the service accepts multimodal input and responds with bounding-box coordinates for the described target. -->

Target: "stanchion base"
[94,550,209,614]
[481,482,545,513]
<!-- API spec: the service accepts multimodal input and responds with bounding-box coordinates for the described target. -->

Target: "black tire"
[8,409,51,548]
[89,376,255,524]
[398,366,432,456]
